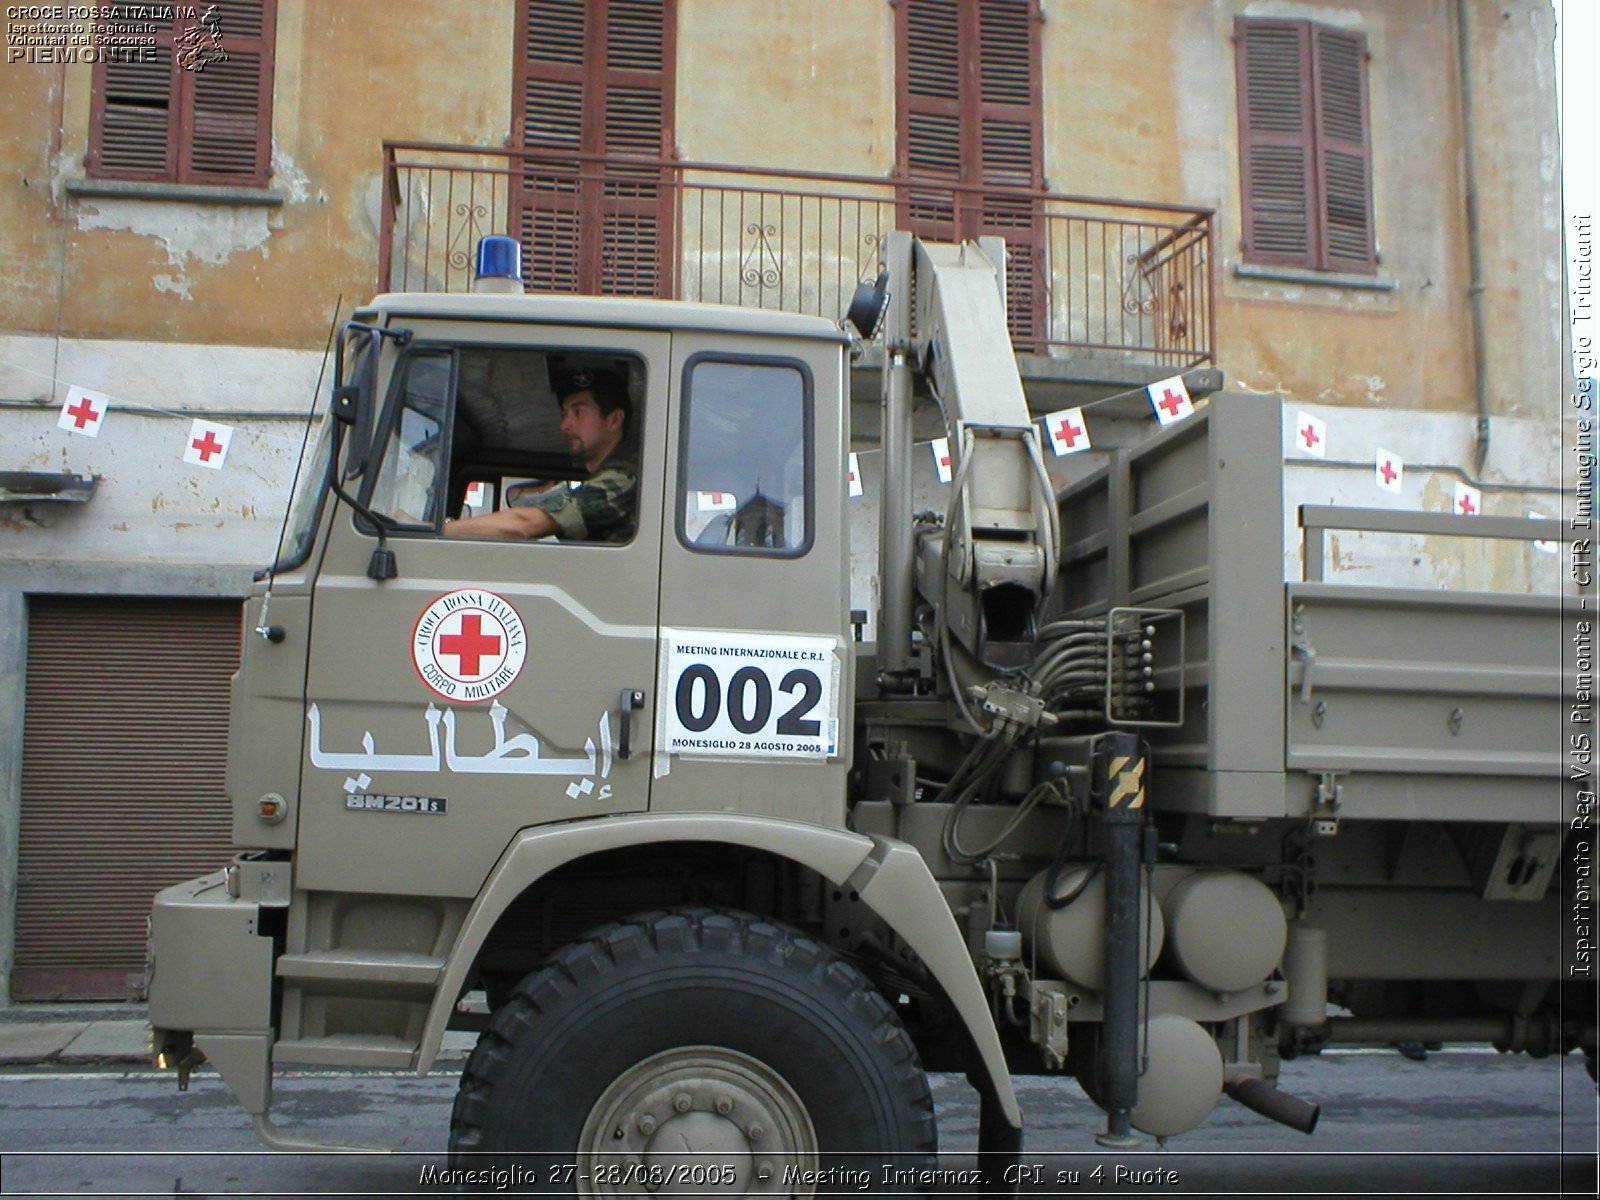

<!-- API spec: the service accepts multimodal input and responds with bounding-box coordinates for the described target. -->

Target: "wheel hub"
[578,1046,817,1195]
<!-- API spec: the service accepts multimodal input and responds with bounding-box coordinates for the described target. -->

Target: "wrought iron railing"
[379,142,1214,369]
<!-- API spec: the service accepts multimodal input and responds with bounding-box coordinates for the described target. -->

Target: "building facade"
[0,0,1567,1000]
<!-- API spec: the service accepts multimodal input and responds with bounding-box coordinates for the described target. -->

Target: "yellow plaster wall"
[675,0,893,175]
[0,63,69,333]
[1197,0,1559,422]
[1206,1,1462,413]
[1041,0,1185,202]
[1,0,1563,425]
[1465,0,1564,420]
[40,1,514,349]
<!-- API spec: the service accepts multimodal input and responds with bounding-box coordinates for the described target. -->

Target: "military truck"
[148,230,1587,1186]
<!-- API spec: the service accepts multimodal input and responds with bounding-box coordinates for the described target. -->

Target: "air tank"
[1159,869,1287,994]
[1016,866,1164,991]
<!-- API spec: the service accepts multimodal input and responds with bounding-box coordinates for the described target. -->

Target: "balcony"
[379,142,1216,404]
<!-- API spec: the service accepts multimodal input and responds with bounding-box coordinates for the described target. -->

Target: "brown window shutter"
[89,1,274,186]
[976,0,1039,189]
[598,0,674,295]
[517,0,587,147]
[898,0,963,237]
[90,48,177,180]
[1236,18,1316,268]
[512,0,674,296]
[976,0,1043,349]
[1311,26,1375,272]
[515,0,589,292]
[185,0,274,185]
[897,0,1043,346]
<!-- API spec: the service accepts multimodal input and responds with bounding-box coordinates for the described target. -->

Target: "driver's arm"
[442,506,558,539]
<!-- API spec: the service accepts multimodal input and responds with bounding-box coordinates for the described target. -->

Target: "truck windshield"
[267,419,334,574]
[263,330,376,575]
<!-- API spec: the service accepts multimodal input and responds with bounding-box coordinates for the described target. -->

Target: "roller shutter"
[12,597,241,1001]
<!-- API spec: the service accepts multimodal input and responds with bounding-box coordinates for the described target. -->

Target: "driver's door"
[295,323,668,898]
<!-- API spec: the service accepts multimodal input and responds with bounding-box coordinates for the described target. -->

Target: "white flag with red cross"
[1452,481,1482,518]
[1374,448,1404,494]
[1147,376,1194,426]
[58,386,111,438]
[183,418,234,470]
[698,490,737,512]
[1043,407,1091,457]
[847,453,864,498]
[1295,412,1327,458]
[931,437,954,484]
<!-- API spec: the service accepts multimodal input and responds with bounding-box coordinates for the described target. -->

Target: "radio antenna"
[256,293,343,642]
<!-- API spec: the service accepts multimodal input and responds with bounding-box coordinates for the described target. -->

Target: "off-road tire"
[449,907,937,1193]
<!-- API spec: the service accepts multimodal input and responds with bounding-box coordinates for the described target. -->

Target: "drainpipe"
[1457,0,1491,472]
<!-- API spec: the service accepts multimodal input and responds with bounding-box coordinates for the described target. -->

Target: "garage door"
[13,596,242,1001]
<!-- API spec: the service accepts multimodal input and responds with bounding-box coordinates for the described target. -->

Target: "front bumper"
[148,860,286,1113]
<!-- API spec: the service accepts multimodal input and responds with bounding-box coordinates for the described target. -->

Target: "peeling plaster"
[74,200,272,299]
[362,173,386,237]
[151,274,192,300]
[49,149,77,206]
[1325,534,1366,574]
[271,142,316,205]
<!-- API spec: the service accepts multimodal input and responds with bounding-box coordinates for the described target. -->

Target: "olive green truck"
[147,231,1588,1189]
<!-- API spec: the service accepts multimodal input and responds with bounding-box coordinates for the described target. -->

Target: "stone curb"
[1,1015,476,1067]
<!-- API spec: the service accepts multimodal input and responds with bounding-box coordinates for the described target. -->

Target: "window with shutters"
[1235,18,1375,274]
[512,0,676,297]
[896,0,1043,348]
[87,1,275,187]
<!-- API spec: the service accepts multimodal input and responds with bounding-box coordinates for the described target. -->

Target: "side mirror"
[335,333,380,480]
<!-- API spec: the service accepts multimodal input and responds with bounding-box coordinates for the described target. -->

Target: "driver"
[443,370,636,543]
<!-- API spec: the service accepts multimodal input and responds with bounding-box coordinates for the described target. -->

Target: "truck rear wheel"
[449,908,936,1193]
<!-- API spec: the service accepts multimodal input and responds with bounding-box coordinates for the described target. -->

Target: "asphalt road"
[0,1050,1594,1197]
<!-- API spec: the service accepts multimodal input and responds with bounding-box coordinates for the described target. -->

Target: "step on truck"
[148,231,1590,1189]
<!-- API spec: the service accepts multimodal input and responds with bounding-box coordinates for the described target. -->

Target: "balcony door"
[896,0,1044,349]
[511,0,677,297]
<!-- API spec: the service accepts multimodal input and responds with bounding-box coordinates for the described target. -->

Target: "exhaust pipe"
[1224,1073,1320,1135]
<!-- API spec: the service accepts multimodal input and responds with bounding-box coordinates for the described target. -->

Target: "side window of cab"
[678,356,812,556]
[365,346,645,545]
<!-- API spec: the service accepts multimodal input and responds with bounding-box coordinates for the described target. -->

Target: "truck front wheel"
[449,908,936,1193]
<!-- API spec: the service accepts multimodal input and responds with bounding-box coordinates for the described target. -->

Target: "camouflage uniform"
[517,453,637,543]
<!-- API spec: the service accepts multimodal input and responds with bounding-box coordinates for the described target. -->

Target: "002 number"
[674,664,822,738]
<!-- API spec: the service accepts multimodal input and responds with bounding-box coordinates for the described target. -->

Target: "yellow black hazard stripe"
[1107,755,1146,809]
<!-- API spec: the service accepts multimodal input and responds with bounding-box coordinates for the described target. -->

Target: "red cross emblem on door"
[412,590,528,702]
[438,614,502,676]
